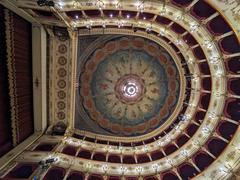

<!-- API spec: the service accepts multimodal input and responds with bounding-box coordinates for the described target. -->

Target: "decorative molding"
[49,31,73,128]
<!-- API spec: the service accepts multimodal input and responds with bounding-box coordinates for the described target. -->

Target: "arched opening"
[207,16,232,35]
[217,120,238,140]
[228,78,240,95]
[5,163,37,179]
[108,154,121,163]
[164,144,178,155]
[186,123,199,136]
[43,167,66,180]
[137,154,150,163]
[67,171,84,180]
[224,98,240,122]
[193,152,214,171]
[62,145,77,156]
[219,35,240,54]
[162,171,179,180]
[92,152,106,162]
[190,1,216,19]
[88,174,103,180]
[176,134,189,147]
[123,155,136,164]
[151,150,165,161]
[77,149,92,159]
[34,143,57,151]
[177,163,199,179]
[207,138,228,157]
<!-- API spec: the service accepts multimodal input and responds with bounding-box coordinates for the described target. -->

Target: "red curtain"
[0,6,34,156]
[6,10,34,145]
[0,5,13,157]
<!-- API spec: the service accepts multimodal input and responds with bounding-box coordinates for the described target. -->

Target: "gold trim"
[4,9,18,146]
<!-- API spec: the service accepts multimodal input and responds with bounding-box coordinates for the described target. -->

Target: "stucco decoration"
[76,36,180,136]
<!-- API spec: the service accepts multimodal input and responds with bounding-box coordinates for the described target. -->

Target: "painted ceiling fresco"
[75,35,180,136]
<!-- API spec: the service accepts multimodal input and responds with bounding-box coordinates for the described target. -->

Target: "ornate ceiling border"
[74,29,189,141]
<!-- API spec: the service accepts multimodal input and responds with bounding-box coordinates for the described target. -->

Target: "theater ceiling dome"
[0,0,239,180]
[76,36,181,136]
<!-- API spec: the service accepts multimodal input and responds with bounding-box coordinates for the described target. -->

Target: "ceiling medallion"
[115,74,145,104]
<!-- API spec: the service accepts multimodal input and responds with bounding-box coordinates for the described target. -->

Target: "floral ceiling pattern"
[77,36,180,136]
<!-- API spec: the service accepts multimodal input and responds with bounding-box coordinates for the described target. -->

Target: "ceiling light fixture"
[102,22,106,28]
[203,40,214,49]
[157,140,163,146]
[201,126,211,134]
[180,114,191,122]
[219,166,230,174]
[102,164,108,172]
[159,3,166,16]
[120,166,127,174]
[209,56,220,64]
[84,162,92,172]
[73,0,81,9]
[159,28,166,36]
[96,0,105,10]
[118,21,123,28]
[152,164,160,172]
[208,111,217,119]
[180,149,189,157]
[193,139,201,147]
[136,166,143,174]
[190,22,199,32]
[215,69,224,77]
[37,0,55,7]
[146,24,152,34]
[86,20,93,30]
[166,158,174,166]
[37,0,46,6]
[136,1,144,13]
[115,2,121,9]
[176,38,183,45]
[143,145,148,152]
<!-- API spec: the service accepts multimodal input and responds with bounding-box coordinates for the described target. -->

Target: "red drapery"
[2,7,34,149]
[0,5,13,157]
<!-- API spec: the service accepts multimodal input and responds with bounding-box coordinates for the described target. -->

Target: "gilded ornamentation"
[58,90,66,99]
[58,56,67,65]
[57,101,66,110]
[58,44,67,54]
[57,80,66,89]
[50,34,71,125]
[57,111,66,120]
[58,68,67,77]
[226,151,236,161]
